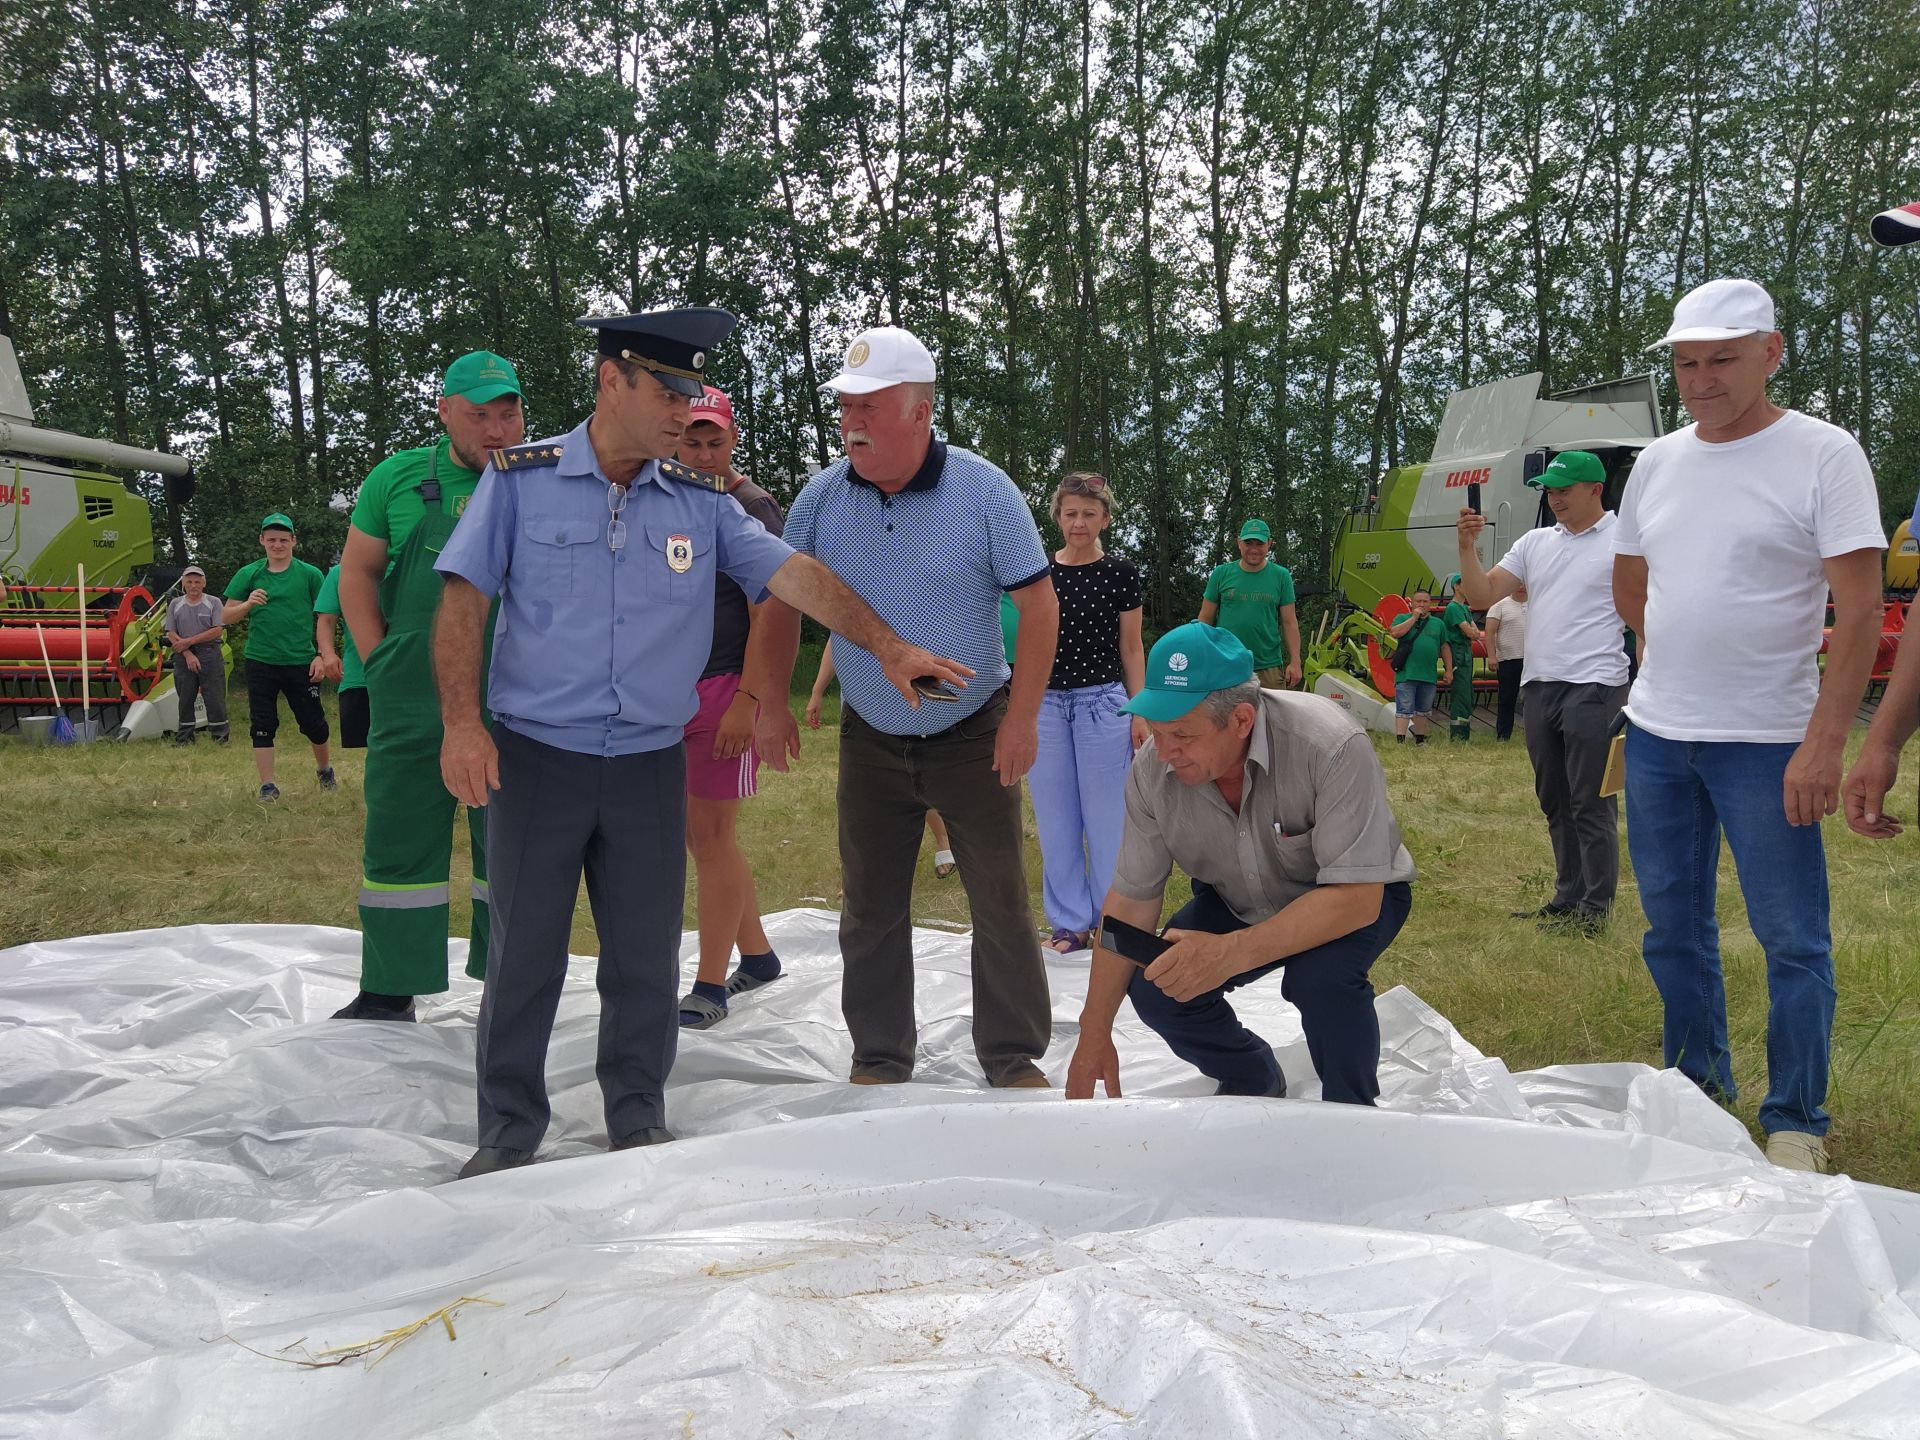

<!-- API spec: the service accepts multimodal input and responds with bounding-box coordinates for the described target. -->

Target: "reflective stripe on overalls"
[357,447,492,993]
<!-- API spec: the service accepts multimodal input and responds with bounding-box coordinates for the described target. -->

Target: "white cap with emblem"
[822,326,937,394]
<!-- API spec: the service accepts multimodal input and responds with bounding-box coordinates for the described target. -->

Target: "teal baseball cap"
[442,350,523,404]
[1529,450,1605,489]
[1120,622,1255,723]
[260,512,295,532]
[1238,518,1272,542]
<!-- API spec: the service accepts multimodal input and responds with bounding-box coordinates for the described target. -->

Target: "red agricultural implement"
[0,581,172,723]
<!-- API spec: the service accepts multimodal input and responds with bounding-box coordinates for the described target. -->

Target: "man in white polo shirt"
[1456,451,1629,934]
[1612,278,1886,1175]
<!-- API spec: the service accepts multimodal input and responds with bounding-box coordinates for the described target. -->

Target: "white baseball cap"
[823,326,936,394]
[1646,278,1777,350]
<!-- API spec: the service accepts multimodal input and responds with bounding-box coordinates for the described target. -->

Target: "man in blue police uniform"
[434,307,972,1180]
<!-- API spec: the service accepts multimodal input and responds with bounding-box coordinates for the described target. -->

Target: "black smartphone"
[1097,915,1171,968]
[1467,481,1482,514]
[911,677,962,703]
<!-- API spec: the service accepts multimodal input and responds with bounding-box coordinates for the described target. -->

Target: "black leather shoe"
[330,991,417,1021]
[1214,1047,1288,1098]
[1512,903,1576,921]
[610,1127,677,1151]
[1215,1071,1287,1098]
[457,1146,533,1179]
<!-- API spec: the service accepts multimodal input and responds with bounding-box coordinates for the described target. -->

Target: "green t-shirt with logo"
[1203,559,1296,668]
[1442,599,1475,661]
[349,437,483,560]
[1397,614,1448,684]
[313,565,365,691]
[224,557,325,665]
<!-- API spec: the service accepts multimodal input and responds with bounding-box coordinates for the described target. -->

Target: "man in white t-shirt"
[1457,452,1630,933]
[1612,278,1887,1175]
[1484,587,1527,740]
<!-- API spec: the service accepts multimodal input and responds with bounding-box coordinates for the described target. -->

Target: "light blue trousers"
[1030,682,1135,934]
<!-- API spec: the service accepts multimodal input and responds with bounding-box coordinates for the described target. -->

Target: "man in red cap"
[672,386,800,1028]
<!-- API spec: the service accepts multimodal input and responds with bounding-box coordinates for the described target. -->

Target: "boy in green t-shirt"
[222,513,333,801]
[1198,518,1301,687]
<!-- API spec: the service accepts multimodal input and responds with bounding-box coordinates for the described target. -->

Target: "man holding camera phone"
[1066,623,1415,1104]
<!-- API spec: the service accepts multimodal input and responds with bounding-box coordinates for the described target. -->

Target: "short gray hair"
[1202,680,1261,725]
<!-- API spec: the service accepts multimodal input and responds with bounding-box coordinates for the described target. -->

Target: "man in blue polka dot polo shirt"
[779,326,1062,1088]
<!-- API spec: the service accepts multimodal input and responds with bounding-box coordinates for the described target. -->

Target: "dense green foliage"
[4,0,1918,606]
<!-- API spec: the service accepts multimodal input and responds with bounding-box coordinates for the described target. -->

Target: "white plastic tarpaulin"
[2,911,1917,1438]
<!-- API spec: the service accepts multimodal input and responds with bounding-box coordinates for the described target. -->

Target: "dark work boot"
[331,990,417,1021]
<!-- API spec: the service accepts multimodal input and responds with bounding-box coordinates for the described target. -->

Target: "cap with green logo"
[442,351,523,404]
[1530,450,1605,489]
[260,512,295,532]
[1238,518,1272,543]
[1120,622,1255,723]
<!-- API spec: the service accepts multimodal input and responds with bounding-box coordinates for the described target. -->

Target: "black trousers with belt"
[475,725,687,1152]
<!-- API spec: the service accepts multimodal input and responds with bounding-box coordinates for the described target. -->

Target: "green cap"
[442,351,523,404]
[1238,518,1272,543]
[1120,623,1255,723]
[260,512,295,532]
[1532,450,1604,489]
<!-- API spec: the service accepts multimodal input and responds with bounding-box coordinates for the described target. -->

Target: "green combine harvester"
[1307,371,1666,731]
[0,333,199,738]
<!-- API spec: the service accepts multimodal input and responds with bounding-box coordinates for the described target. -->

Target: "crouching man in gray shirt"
[1066,622,1415,1104]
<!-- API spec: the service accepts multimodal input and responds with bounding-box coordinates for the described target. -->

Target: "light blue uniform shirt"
[783,440,1048,736]
[435,419,795,757]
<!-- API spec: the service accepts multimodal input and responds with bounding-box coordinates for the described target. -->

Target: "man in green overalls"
[1440,573,1483,742]
[330,352,526,1021]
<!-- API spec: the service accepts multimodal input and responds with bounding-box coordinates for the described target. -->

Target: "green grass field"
[2,700,1914,1190]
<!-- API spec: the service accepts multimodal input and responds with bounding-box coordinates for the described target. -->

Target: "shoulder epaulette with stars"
[488,442,565,471]
[657,458,728,493]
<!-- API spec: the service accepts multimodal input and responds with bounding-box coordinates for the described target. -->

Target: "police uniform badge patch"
[666,534,694,573]
[656,458,727,492]
[489,442,565,471]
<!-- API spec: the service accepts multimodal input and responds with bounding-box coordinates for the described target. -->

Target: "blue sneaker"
[317,766,337,791]
[258,783,281,803]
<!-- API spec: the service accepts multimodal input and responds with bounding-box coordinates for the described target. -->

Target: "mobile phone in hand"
[1467,481,1482,514]
[1097,915,1171,968]
[911,677,961,703]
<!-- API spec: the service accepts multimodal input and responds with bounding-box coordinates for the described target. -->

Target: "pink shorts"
[683,672,761,800]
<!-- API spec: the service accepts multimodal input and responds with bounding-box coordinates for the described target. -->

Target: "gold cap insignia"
[848,340,870,367]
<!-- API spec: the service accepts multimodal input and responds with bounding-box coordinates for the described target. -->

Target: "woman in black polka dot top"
[1028,472,1146,954]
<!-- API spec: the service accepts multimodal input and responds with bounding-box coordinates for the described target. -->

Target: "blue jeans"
[1624,727,1835,1136]
[1030,683,1135,934]
[1127,879,1413,1103]
[1394,680,1437,716]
